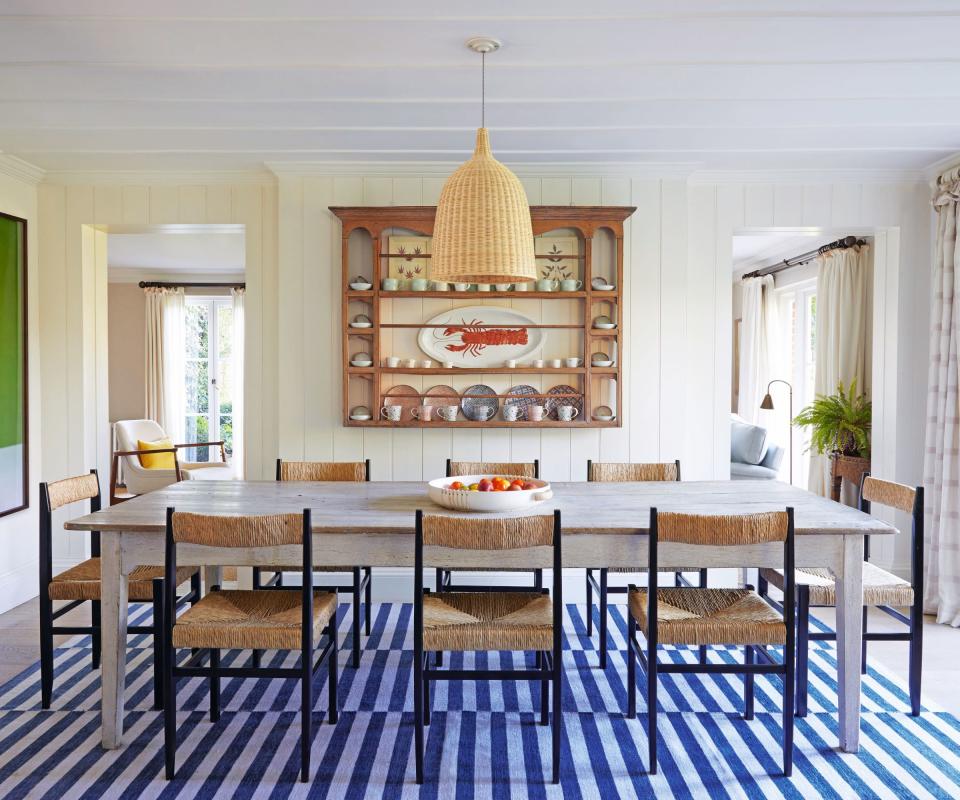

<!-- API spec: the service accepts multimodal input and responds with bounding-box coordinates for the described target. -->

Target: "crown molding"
[265,160,700,179]
[0,153,45,186]
[108,267,244,284]
[41,169,276,186]
[689,168,926,185]
[923,151,960,184]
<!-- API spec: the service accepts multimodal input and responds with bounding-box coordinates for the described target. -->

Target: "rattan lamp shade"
[431,128,537,285]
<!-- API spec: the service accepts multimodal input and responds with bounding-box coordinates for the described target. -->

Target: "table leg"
[835,534,864,753]
[204,566,223,594]
[101,532,129,749]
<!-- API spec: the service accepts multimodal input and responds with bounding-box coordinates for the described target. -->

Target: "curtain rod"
[138,280,245,289]
[741,235,867,280]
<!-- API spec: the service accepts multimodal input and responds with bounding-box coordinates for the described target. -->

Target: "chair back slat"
[588,461,679,482]
[862,476,917,514]
[171,512,303,547]
[46,473,100,511]
[447,461,538,479]
[277,460,367,482]
[657,511,789,545]
[418,512,556,569]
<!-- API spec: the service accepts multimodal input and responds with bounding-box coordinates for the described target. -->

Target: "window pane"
[185,303,208,360]
[185,358,208,414]
[219,414,233,458]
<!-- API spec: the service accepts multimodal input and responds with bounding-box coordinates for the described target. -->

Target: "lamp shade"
[760,393,775,410]
[431,128,537,284]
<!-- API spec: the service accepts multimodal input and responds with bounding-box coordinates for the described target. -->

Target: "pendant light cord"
[481,50,486,128]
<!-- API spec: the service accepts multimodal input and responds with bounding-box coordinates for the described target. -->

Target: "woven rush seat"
[49,558,198,601]
[172,589,337,650]
[423,592,552,652]
[759,563,914,607]
[629,588,786,646]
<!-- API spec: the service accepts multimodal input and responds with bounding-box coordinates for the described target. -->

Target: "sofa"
[730,414,785,480]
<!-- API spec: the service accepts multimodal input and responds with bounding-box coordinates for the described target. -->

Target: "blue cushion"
[731,419,769,465]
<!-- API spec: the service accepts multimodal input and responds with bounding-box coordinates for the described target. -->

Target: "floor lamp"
[760,379,793,485]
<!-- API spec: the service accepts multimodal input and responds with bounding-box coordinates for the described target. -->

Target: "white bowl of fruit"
[427,475,553,512]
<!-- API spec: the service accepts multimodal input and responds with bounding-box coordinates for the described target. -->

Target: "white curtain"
[924,168,960,626]
[231,288,245,477]
[144,288,165,425]
[144,286,186,442]
[808,245,872,496]
[738,275,781,424]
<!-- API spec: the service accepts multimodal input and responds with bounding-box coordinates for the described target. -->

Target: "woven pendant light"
[431,39,536,285]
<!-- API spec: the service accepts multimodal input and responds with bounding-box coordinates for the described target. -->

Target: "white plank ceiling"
[1,1,958,172]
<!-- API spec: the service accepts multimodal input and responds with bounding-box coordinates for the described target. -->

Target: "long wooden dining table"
[65,478,895,754]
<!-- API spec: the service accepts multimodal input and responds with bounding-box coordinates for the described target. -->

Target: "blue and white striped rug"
[0,602,957,799]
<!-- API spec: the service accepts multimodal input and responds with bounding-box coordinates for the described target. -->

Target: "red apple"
[508,484,523,491]
[477,478,493,492]
[522,480,537,490]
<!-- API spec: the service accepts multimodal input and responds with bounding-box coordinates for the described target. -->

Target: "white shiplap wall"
[34,169,931,583]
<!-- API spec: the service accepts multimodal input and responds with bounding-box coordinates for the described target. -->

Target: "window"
[184,298,234,461]
[777,280,817,487]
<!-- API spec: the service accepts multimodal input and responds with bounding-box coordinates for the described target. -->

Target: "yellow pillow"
[137,438,176,469]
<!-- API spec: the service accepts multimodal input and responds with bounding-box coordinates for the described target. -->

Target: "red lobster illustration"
[435,319,529,358]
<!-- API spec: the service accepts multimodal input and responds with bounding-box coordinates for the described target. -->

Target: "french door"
[184,297,234,461]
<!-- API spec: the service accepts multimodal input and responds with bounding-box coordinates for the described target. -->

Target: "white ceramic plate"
[350,282,372,290]
[591,360,614,367]
[418,305,543,367]
[351,360,373,367]
[427,475,553,512]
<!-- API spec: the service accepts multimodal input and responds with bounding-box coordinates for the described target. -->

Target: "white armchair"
[111,419,234,502]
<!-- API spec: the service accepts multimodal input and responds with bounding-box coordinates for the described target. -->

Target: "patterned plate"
[505,384,540,420]
[544,384,583,420]
[461,384,499,422]
[382,384,420,422]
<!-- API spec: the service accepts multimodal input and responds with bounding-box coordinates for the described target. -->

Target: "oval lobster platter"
[417,305,543,367]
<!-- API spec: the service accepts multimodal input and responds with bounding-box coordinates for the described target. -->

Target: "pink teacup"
[527,405,545,422]
[411,404,434,422]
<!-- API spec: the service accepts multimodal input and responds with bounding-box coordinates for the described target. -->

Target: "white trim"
[691,168,926,185]
[0,561,40,615]
[108,267,245,284]
[923,151,960,183]
[0,153,45,185]
[41,169,276,186]
[266,160,700,179]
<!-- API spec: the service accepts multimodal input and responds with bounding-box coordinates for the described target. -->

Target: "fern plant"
[793,379,872,458]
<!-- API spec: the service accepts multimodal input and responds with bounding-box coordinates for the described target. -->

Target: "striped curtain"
[925,167,960,626]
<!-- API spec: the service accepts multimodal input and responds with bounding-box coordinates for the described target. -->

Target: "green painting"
[0,213,27,517]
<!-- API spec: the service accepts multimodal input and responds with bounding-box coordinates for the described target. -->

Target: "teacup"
[549,358,562,369]
[433,281,449,291]
[453,282,470,292]
[477,283,491,292]
[557,405,579,422]
[411,404,434,422]
[565,357,581,368]
[471,406,495,421]
[532,359,545,368]
[504,359,517,368]
[385,356,400,368]
[437,405,459,422]
[514,282,530,292]
[495,283,512,292]
[420,360,433,368]
[404,358,417,368]
[559,279,582,292]
[536,278,558,292]
[411,277,429,292]
[527,405,545,422]
[380,405,403,422]
[503,405,520,422]
[381,277,399,291]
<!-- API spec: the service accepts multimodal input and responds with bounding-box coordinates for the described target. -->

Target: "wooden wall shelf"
[332,204,635,429]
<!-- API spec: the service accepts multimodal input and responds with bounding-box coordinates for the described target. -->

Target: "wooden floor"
[2,588,956,716]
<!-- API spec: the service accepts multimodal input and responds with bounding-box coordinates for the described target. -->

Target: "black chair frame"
[584,459,707,669]
[163,507,338,783]
[758,472,924,717]
[414,508,563,785]
[253,458,372,668]
[39,468,200,711]
[628,507,796,777]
